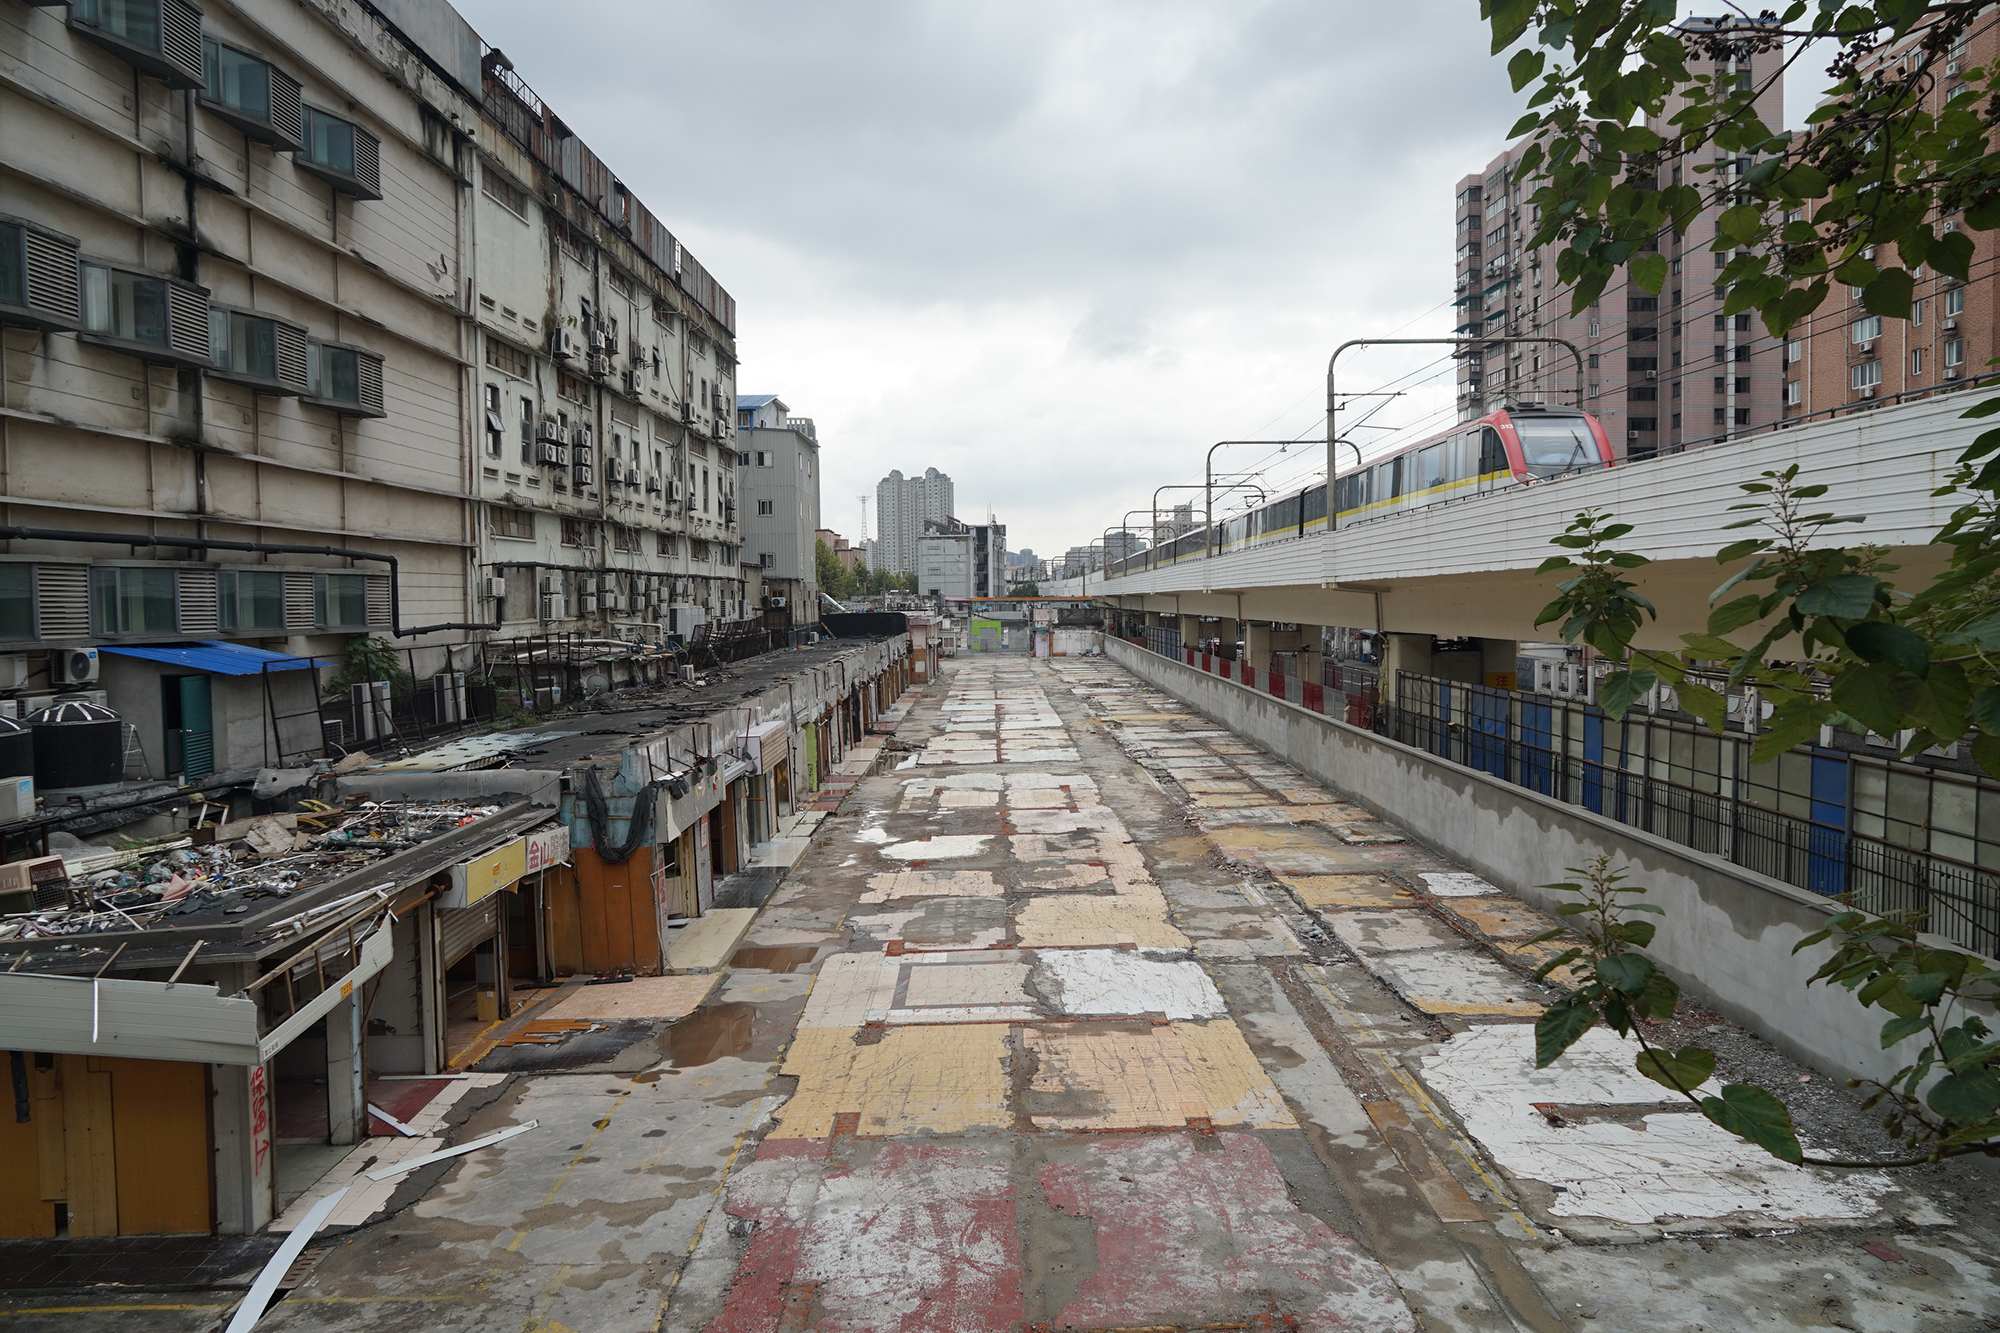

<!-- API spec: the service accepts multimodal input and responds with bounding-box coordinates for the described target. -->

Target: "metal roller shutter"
[439,898,498,969]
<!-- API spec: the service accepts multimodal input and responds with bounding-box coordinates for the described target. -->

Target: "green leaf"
[1637,967,1680,1020]
[1508,47,1546,92]
[1715,538,1770,564]
[1973,686,2000,737]
[1631,251,1668,294]
[1709,595,1764,634]
[1880,1014,1930,1048]
[1596,669,1656,719]
[1535,997,1597,1068]
[1675,680,1728,732]
[1796,574,1879,620]
[1831,666,1906,737]
[1948,612,2000,649]
[1716,203,1762,246]
[1751,701,1831,763]
[1912,662,1972,741]
[1636,1045,1715,1094]
[1933,231,1974,282]
[1862,269,1915,319]
[1843,622,1929,674]
[1700,1084,1804,1164]
[1926,1071,2000,1125]
[1596,953,1655,995]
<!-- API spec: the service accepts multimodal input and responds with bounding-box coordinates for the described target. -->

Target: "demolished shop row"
[0,630,915,1237]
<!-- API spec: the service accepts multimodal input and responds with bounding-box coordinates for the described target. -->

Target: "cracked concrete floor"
[14,657,1999,1332]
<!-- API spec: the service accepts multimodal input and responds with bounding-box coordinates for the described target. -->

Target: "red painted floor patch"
[1037,1132,1415,1331]
[714,1137,1022,1332]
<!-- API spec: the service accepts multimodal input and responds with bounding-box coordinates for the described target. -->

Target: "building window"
[81,262,166,347]
[1944,286,1965,319]
[91,566,177,636]
[317,573,368,629]
[304,341,385,416]
[299,106,381,199]
[0,566,30,640]
[481,170,528,219]
[1850,360,1882,390]
[69,0,203,87]
[484,384,503,456]
[209,306,307,390]
[201,38,302,148]
[1785,339,1802,363]
[657,532,673,557]
[1912,298,1927,327]
[1911,347,1925,377]
[485,339,530,379]
[756,499,774,515]
[558,371,587,402]
[1945,338,1964,368]
[561,518,585,547]
[519,398,535,463]
[614,526,639,553]
[1785,379,1801,406]
[489,506,534,540]
[1850,315,1883,343]
[218,570,285,631]
[759,552,774,570]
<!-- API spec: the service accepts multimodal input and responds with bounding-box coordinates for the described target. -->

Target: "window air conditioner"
[1944,318,1959,331]
[1946,367,1961,379]
[1859,340,1874,353]
[540,591,567,620]
[579,591,599,614]
[537,414,563,443]
[551,327,580,360]
[482,575,507,600]
[539,441,567,466]
[1859,385,1877,398]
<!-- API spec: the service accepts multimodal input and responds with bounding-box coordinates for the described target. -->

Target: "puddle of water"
[729,944,819,972]
[659,1002,757,1067]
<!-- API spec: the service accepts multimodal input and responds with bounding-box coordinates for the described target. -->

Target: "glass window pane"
[0,566,30,640]
[328,347,358,402]
[0,224,20,308]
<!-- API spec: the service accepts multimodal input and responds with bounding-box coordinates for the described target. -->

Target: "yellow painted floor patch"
[772,1026,1011,1138]
[1282,874,1415,909]
[1445,896,1558,941]
[1013,891,1190,950]
[1023,1020,1296,1131]
[543,974,716,1022]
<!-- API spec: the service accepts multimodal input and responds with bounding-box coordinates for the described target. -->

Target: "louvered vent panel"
[357,353,384,415]
[268,69,304,149]
[284,573,316,629]
[353,129,382,198]
[176,569,220,634]
[164,282,209,363]
[35,565,90,639]
[365,574,392,629]
[160,0,204,87]
[274,323,310,392]
[22,230,80,324]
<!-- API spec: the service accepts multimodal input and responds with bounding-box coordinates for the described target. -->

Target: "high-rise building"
[874,467,954,573]
[1790,19,1994,419]
[1453,15,1786,460]
[915,516,1006,602]
[736,396,821,624]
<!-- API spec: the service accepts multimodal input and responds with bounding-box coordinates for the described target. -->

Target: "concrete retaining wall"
[1106,638,1925,1087]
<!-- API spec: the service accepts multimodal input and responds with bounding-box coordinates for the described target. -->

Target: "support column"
[1381,632,1434,682]
[1480,638,1522,690]
[1244,623,1303,674]
[326,992,364,1146]
[1178,615,1201,658]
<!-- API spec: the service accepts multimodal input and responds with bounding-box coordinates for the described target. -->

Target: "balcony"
[0,215,81,333]
[77,260,210,367]
[298,107,382,200]
[69,0,202,87]
[200,38,304,150]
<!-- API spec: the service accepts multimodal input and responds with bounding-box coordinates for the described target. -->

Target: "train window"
[1515,414,1600,476]
[1303,485,1327,522]
[1391,457,1405,497]
[1479,427,1508,475]
[1416,444,1444,491]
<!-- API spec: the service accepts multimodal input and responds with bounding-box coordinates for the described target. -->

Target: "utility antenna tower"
[858,494,870,542]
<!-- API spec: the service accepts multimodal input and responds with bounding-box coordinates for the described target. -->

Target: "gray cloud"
[457,1,1526,554]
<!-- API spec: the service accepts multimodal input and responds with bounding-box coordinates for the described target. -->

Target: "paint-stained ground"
[8,656,2000,1332]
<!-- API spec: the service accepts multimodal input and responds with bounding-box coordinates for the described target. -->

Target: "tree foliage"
[1531,857,2000,1167]
[1486,0,1999,338]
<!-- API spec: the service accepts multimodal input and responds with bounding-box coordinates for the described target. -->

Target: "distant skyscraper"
[875,467,954,574]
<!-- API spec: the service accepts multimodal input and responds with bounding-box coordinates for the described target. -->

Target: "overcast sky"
[457,2,1825,560]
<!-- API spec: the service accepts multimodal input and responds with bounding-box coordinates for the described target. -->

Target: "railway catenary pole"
[1152,482,1263,570]
[1324,336,1585,533]
[1203,441,1318,558]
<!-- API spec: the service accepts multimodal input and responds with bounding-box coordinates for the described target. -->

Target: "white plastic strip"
[223,1186,349,1333]
[365,1103,417,1137]
[363,1120,536,1182]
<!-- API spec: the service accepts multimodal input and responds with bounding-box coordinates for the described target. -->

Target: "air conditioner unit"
[540,591,566,621]
[1627,429,1640,441]
[605,592,626,613]
[767,595,788,609]
[679,401,694,422]
[580,591,599,614]
[1649,683,1680,714]
[1859,385,1877,398]
[51,648,99,687]
[1944,317,1959,332]
[551,327,581,360]
[588,350,610,378]
[573,462,595,488]
[1946,367,1962,379]
[623,366,642,395]
[646,477,662,494]
[540,572,561,595]
[1644,370,1656,380]
[482,575,507,601]
[626,466,641,488]
[537,414,563,443]
[1532,659,1559,695]
[1859,340,1875,353]
[538,441,567,466]
[0,656,29,693]
[572,425,593,449]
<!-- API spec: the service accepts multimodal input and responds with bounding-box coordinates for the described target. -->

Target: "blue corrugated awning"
[99,641,326,677]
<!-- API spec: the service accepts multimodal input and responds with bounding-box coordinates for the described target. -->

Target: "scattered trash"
[223,1186,349,1333]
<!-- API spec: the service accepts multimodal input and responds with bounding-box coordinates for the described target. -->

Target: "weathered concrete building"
[735,394,820,624]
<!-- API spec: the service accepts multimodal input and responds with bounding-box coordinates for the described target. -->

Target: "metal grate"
[283,572,316,629]
[356,352,384,415]
[274,322,310,392]
[365,574,391,629]
[21,227,80,325]
[164,280,209,363]
[159,0,204,87]
[176,569,220,634]
[267,67,304,149]
[34,565,89,639]
[352,126,382,199]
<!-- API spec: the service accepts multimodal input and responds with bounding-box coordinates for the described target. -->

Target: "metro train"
[1107,404,1616,577]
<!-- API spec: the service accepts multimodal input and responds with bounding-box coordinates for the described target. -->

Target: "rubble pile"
[0,801,497,941]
